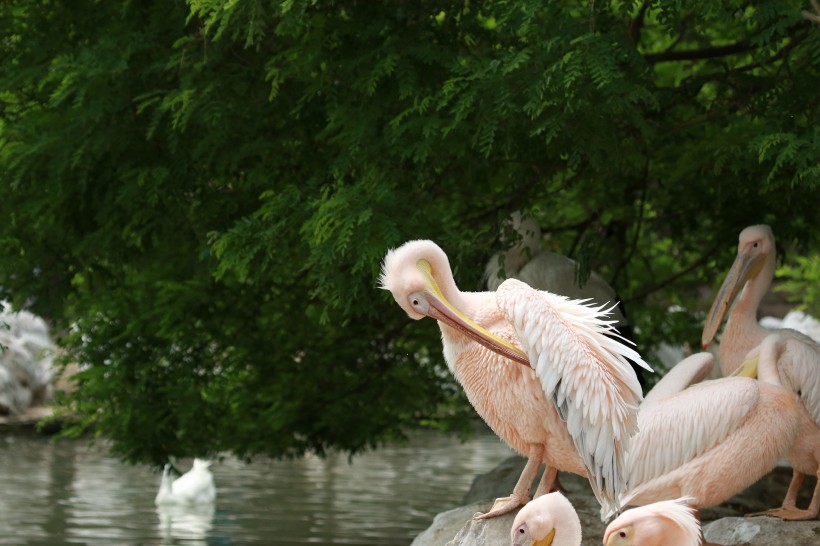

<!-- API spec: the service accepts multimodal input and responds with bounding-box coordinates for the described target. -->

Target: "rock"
[413,456,820,546]
[703,516,820,545]
[410,502,494,546]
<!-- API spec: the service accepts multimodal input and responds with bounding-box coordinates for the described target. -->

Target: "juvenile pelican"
[741,332,820,520]
[701,224,815,375]
[381,241,650,518]
[603,497,700,546]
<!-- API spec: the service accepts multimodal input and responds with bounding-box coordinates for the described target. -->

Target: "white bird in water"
[155,459,216,506]
[701,224,816,376]
[381,240,650,518]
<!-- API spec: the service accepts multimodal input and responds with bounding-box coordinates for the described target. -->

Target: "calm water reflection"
[0,428,513,545]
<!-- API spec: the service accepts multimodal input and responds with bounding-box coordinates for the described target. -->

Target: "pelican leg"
[532,465,558,498]
[748,469,820,520]
[474,446,543,520]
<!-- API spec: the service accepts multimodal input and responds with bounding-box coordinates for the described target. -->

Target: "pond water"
[0,428,514,545]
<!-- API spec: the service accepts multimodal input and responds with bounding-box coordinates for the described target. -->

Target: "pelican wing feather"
[495,278,652,516]
[624,377,758,495]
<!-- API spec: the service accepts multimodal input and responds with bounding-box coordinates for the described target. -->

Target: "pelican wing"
[495,278,652,516]
[778,336,820,425]
[642,353,714,409]
[625,377,758,494]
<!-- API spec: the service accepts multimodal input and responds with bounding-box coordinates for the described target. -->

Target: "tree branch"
[803,0,820,24]
[628,0,654,44]
[645,40,756,64]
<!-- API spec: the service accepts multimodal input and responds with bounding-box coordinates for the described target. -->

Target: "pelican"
[380,240,650,518]
[701,224,815,376]
[511,493,700,546]
[511,491,581,546]
[484,214,645,388]
[484,213,629,334]
[155,459,216,506]
[0,302,56,414]
[447,274,801,528]
[603,497,700,546]
[739,332,820,520]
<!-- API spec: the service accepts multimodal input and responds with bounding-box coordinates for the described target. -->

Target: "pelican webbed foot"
[747,506,819,521]
[473,493,530,520]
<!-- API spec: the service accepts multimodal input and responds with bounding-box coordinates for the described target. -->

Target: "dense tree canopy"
[1,1,818,464]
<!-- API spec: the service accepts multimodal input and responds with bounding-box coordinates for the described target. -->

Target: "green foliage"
[775,253,820,317]
[0,0,818,463]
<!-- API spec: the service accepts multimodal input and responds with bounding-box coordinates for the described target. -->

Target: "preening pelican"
[701,225,815,375]
[740,332,820,520]
[511,492,581,546]
[603,497,700,546]
[155,459,216,506]
[380,241,650,518]
[455,285,800,525]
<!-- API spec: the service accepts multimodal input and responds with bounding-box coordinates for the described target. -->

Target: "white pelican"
[511,491,581,546]
[701,224,815,376]
[739,332,820,520]
[603,497,700,546]
[380,241,650,518]
[484,213,646,390]
[155,459,216,506]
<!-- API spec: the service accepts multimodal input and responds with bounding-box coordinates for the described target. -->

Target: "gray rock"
[703,516,820,545]
[414,456,820,546]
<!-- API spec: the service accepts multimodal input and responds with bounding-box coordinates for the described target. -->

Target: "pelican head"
[702,225,775,348]
[380,240,528,365]
[511,492,581,546]
[603,497,700,546]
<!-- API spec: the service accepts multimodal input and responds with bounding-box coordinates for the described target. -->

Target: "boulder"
[413,455,820,546]
[703,517,820,545]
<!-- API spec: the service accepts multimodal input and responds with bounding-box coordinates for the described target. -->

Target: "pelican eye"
[619,531,626,538]
[518,527,525,534]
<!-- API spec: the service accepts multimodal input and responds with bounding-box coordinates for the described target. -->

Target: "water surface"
[0,429,513,545]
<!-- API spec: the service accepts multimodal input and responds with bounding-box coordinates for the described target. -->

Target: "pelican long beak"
[701,248,765,349]
[417,260,530,367]
[731,355,759,378]
[533,528,556,546]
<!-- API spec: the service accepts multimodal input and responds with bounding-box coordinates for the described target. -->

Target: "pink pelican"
[511,492,701,546]
[380,240,650,518]
[740,332,820,520]
[511,491,581,546]
[603,497,700,546]
[448,273,800,530]
[604,352,798,537]
[701,224,815,375]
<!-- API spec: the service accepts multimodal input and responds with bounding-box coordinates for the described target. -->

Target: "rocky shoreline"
[411,456,820,545]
